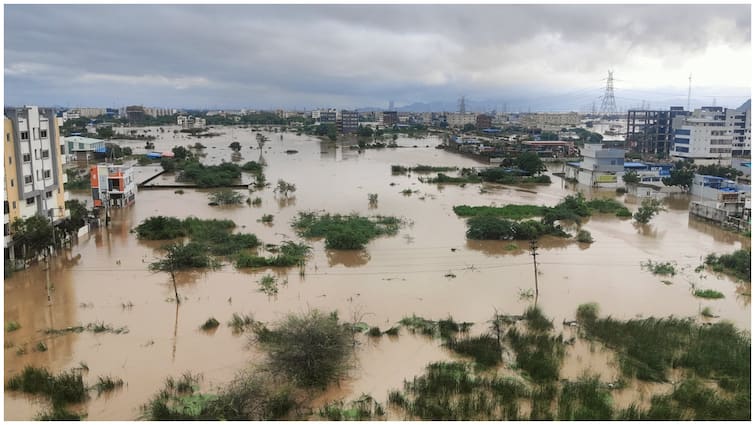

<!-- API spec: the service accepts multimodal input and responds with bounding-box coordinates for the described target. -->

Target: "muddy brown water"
[5,126,750,419]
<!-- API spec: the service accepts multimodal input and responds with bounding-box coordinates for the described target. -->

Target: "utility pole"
[529,239,539,299]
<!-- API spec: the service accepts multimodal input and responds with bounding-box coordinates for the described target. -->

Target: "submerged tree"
[633,198,666,224]
[149,242,213,304]
[275,179,296,198]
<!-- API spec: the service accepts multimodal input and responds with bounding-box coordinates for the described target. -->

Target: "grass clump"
[465,215,568,240]
[693,289,725,299]
[35,341,48,352]
[584,198,632,217]
[6,320,21,332]
[384,326,400,336]
[6,366,87,406]
[700,307,715,318]
[557,374,614,420]
[445,334,502,368]
[319,394,385,420]
[251,197,262,206]
[200,317,220,330]
[453,204,547,220]
[577,306,750,394]
[260,214,274,223]
[367,327,382,337]
[388,361,528,420]
[399,315,472,340]
[392,164,458,174]
[507,329,564,382]
[137,216,259,259]
[236,241,311,268]
[35,407,83,420]
[228,313,256,334]
[705,249,751,281]
[576,229,593,243]
[93,375,124,394]
[208,189,244,205]
[421,173,483,184]
[257,274,280,296]
[641,259,676,276]
[292,211,401,250]
[253,310,353,388]
[178,160,242,187]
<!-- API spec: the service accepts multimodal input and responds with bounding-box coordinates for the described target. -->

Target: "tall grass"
[705,249,751,281]
[388,361,528,420]
[6,366,87,406]
[445,334,502,368]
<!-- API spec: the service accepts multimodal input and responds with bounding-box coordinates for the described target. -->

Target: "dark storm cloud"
[4,4,750,109]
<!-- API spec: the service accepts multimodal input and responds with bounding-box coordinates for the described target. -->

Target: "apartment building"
[672,107,733,165]
[445,113,477,128]
[339,110,359,134]
[4,106,69,258]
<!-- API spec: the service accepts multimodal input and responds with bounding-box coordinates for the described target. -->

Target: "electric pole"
[529,239,539,299]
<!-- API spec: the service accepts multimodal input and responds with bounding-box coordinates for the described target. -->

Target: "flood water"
[4,126,750,419]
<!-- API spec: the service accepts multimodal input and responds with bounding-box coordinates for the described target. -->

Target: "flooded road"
[5,126,750,419]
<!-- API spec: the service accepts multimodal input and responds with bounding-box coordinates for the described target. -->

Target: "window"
[8,156,11,165]
[41,150,49,159]
[43,170,51,179]
[40,129,47,138]
[20,131,29,140]
[22,153,31,162]
[33,128,38,139]
[34,149,39,160]
[10,179,14,187]
[24,175,32,184]
[46,191,52,198]
[5,133,9,142]
[36,170,40,180]
[12,201,16,209]
[26,197,34,205]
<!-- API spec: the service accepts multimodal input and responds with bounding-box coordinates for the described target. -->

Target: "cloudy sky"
[4,4,751,112]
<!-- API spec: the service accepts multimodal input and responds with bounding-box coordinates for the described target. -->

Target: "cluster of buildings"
[4,106,136,261]
[625,101,751,163]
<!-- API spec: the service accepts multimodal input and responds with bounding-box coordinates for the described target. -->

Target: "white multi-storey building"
[4,106,69,259]
[672,107,733,165]
[445,113,477,128]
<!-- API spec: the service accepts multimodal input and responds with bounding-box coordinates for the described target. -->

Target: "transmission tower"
[458,96,466,114]
[598,70,617,116]
[687,74,692,111]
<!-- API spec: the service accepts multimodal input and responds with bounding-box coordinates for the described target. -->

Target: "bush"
[6,366,87,406]
[254,310,353,388]
[200,317,220,330]
[135,216,186,240]
[576,229,593,243]
[633,198,665,224]
[705,249,751,282]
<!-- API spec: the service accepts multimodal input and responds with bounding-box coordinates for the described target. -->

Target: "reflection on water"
[327,249,371,267]
[4,126,751,420]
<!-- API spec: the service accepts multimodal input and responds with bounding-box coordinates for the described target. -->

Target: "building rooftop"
[65,135,105,146]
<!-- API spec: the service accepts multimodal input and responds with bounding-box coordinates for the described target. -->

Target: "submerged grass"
[399,315,472,340]
[292,212,401,250]
[45,322,128,336]
[641,260,677,276]
[235,241,311,268]
[577,303,750,394]
[5,320,21,332]
[228,313,256,334]
[388,361,528,420]
[93,375,124,395]
[200,317,220,331]
[444,334,502,368]
[6,366,87,406]
[319,394,385,420]
[135,216,259,258]
[693,289,725,299]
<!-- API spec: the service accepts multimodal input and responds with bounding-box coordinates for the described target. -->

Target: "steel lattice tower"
[458,96,466,114]
[598,70,617,115]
